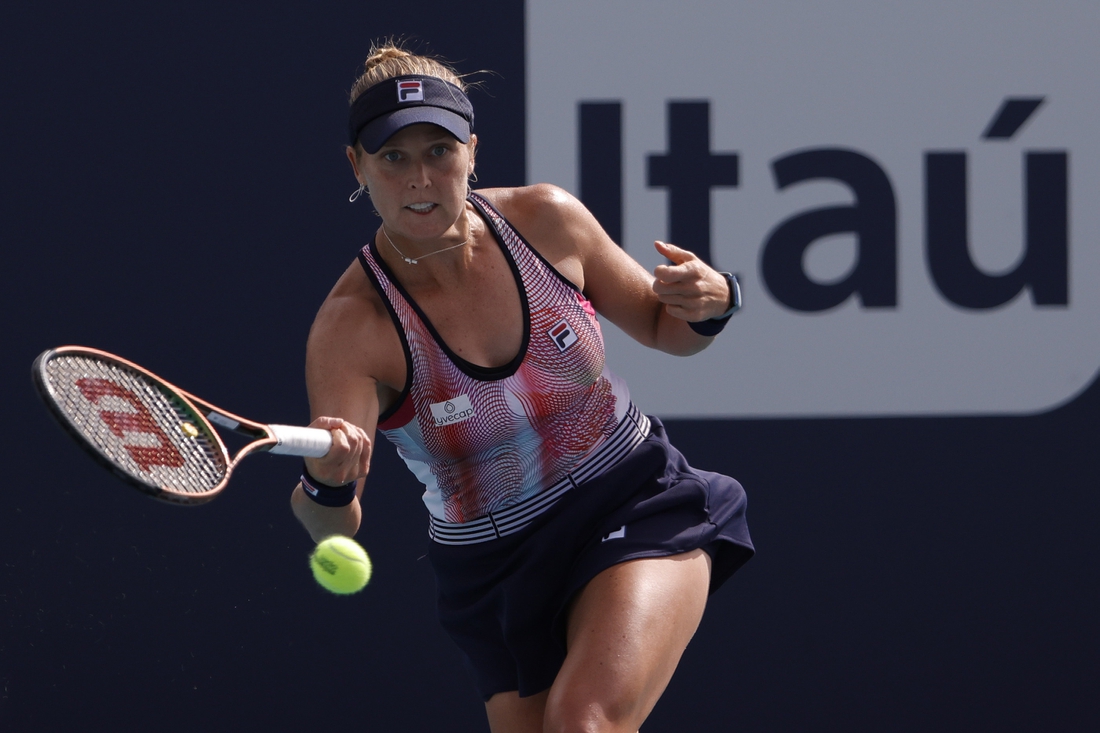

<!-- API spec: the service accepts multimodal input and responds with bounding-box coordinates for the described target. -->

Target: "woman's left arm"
[494,184,735,356]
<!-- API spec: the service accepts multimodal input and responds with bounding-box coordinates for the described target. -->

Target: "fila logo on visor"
[548,319,579,352]
[397,80,424,103]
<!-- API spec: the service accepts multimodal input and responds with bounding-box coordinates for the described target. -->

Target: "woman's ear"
[467,134,478,174]
[346,145,365,184]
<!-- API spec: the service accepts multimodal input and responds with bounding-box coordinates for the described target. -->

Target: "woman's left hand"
[651,241,732,323]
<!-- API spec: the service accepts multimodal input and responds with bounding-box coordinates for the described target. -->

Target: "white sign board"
[527,0,1100,417]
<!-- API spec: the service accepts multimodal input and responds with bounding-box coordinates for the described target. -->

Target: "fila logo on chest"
[548,319,579,352]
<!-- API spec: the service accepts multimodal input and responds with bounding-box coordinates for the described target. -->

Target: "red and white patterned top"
[358,194,632,524]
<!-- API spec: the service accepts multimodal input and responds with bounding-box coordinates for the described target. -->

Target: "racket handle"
[267,425,333,457]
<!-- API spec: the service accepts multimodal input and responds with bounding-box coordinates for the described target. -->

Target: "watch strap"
[688,272,741,337]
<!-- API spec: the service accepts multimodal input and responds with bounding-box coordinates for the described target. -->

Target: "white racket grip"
[267,425,333,457]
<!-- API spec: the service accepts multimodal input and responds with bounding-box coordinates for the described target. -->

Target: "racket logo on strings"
[75,377,185,471]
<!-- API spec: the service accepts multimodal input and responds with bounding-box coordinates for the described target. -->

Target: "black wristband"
[300,465,357,508]
[688,313,734,337]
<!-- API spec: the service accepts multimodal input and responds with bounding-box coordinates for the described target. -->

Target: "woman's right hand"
[302,416,373,487]
[292,416,371,542]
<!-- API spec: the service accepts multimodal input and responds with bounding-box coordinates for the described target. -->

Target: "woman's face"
[348,123,476,241]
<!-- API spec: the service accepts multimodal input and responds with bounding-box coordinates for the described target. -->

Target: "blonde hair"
[349,40,466,104]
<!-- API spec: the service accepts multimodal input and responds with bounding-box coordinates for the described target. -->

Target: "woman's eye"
[383,151,401,162]
[432,146,448,156]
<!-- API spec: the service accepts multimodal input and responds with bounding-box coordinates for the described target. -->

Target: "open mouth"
[406,202,437,213]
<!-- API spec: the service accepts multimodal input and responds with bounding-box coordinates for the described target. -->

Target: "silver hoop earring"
[469,171,478,183]
[349,183,369,203]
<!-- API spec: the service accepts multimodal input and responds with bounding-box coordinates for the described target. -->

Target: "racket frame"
[34,346,293,505]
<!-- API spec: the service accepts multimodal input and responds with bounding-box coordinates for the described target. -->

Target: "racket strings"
[44,356,228,494]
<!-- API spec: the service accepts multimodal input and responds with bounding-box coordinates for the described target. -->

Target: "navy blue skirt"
[427,418,754,700]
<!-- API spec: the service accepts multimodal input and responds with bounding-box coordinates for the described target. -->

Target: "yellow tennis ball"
[310,536,372,594]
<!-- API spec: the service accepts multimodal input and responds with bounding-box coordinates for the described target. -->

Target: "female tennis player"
[291,42,754,733]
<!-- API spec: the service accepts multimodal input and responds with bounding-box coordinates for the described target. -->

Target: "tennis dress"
[358,193,754,699]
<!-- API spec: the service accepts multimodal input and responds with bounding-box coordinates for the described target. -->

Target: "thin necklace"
[382,212,473,265]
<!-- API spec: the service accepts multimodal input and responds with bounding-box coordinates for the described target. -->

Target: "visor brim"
[358,107,472,154]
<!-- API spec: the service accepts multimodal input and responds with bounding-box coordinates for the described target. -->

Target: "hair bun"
[350,39,465,103]
[363,45,410,71]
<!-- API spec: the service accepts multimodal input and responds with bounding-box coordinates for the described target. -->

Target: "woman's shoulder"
[475,184,586,234]
[474,185,608,290]
[307,259,394,371]
[305,259,406,420]
[475,184,597,260]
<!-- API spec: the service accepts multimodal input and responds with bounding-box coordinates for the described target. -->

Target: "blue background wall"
[2,2,1097,730]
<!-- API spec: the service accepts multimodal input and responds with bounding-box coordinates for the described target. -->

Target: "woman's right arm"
[290,266,389,542]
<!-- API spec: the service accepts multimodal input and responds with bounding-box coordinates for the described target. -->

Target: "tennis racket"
[33,346,332,505]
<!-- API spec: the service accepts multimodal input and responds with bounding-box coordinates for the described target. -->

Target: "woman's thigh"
[486,689,550,733]
[484,549,712,733]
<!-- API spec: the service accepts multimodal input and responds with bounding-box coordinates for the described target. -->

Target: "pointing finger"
[654,240,698,265]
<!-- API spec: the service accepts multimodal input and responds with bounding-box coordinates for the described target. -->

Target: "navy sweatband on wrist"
[300,465,357,508]
[688,314,733,337]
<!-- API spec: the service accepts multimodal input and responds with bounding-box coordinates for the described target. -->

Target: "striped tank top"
[358,193,648,544]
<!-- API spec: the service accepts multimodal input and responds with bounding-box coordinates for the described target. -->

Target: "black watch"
[688,272,742,337]
[714,272,742,319]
